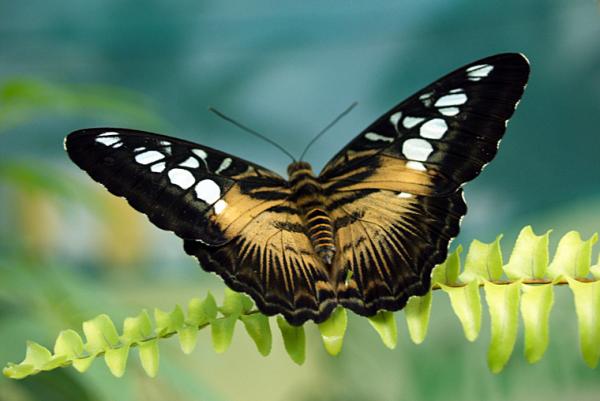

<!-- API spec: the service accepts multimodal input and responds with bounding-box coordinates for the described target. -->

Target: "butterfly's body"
[66,53,530,325]
[287,161,336,266]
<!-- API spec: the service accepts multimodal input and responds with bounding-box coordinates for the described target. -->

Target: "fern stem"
[431,278,592,290]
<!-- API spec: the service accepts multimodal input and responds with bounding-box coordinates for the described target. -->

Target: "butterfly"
[65,53,530,326]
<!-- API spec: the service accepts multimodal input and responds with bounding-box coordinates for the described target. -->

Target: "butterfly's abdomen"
[288,161,336,265]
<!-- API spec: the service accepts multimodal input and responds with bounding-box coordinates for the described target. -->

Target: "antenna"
[208,107,296,162]
[299,102,357,161]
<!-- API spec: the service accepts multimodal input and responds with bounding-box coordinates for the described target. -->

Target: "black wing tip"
[477,52,531,74]
[64,127,119,150]
[65,127,168,141]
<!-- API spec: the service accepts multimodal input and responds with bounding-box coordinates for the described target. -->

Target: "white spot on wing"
[439,107,460,116]
[192,149,207,160]
[402,138,434,161]
[179,156,200,169]
[215,158,232,174]
[420,118,448,139]
[365,132,394,142]
[195,179,221,204]
[213,199,228,214]
[151,162,166,173]
[112,142,123,148]
[168,168,195,189]
[406,161,427,171]
[419,92,433,107]
[435,93,468,107]
[402,116,425,129]
[135,150,165,165]
[389,112,402,128]
[192,149,210,169]
[95,133,120,146]
[467,64,494,81]
[397,192,413,198]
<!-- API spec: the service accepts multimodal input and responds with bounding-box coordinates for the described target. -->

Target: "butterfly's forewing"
[321,53,530,316]
[66,129,288,244]
[321,53,529,195]
[66,129,336,323]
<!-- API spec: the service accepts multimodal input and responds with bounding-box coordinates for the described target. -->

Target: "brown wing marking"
[322,154,440,196]
[208,185,288,240]
[184,202,337,325]
[329,189,466,316]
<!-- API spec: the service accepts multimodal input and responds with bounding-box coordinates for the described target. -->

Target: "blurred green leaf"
[220,288,245,316]
[188,293,218,326]
[0,161,84,201]
[23,342,52,368]
[567,278,600,368]
[404,293,432,345]
[178,326,199,355]
[591,255,600,280]
[240,313,272,356]
[276,317,306,365]
[71,356,94,373]
[431,246,463,286]
[121,310,153,343]
[240,293,255,314]
[440,281,481,342]
[484,281,521,373]
[82,315,119,354]
[318,307,348,356]
[211,315,237,354]
[53,330,84,360]
[104,345,129,378]
[548,232,598,279]
[520,284,554,363]
[138,339,159,378]
[3,342,66,379]
[154,305,184,336]
[0,78,167,132]
[43,355,69,371]
[461,236,503,282]
[367,311,397,349]
[505,226,551,280]
[3,362,36,379]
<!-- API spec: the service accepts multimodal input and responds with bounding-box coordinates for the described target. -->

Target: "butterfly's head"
[287,161,314,179]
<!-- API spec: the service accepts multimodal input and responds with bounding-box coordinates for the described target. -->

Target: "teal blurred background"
[1,1,599,400]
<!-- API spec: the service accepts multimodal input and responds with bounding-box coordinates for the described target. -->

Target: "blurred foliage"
[0,79,168,134]
[4,227,600,380]
[1,1,600,400]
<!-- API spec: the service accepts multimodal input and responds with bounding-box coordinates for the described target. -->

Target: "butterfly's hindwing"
[184,201,337,325]
[329,189,466,315]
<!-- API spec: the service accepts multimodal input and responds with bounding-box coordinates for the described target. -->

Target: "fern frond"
[3,226,599,379]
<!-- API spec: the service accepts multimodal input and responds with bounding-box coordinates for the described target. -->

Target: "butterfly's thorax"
[287,161,336,265]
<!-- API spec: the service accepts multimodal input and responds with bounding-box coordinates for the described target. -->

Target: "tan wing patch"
[208,185,288,239]
[185,201,337,325]
[329,189,465,316]
[322,154,438,196]
[235,205,333,299]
